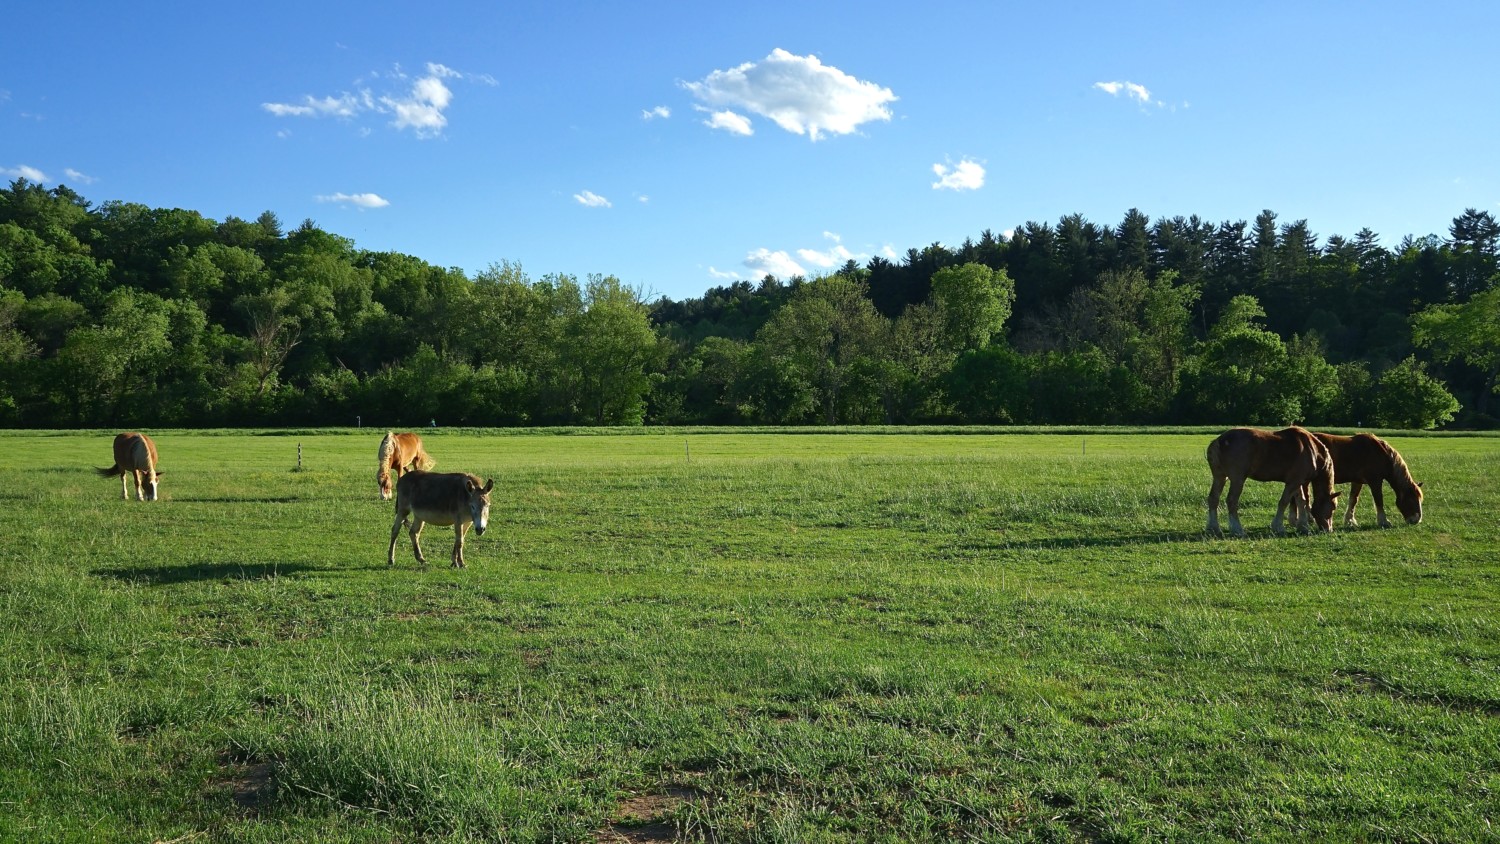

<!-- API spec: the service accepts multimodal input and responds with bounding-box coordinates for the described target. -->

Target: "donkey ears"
[482,479,494,493]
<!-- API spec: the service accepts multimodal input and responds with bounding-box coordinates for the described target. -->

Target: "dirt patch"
[215,755,277,812]
[593,786,700,842]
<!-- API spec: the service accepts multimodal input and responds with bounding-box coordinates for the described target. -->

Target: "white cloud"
[315,192,390,209]
[574,190,611,208]
[707,266,740,280]
[636,194,650,203]
[264,62,484,138]
[743,247,807,278]
[642,105,671,120]
[63,168,96,184]
[1093,80,1158,106]
[881,244,898,259]
[2,164,48,182]
[797,231,858,268]
[682,48,896,141]
[701,108,753,136]
[932,158,985,191]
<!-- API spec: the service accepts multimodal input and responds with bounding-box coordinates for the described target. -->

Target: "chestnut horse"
[1309,432,1424,527]
[97,432,164,501]
[1206,426,1339,537]
[376,431,435,500]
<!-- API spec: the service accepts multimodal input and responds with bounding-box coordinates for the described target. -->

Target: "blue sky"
[4,1,1497,301]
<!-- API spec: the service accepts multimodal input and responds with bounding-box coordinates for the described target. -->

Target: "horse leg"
[1343,481,1362,527]
[132,469,145,501]
[387,511,407,566]
[1271,483,1293,536]
[120,471,129,500]
[1206,475,1226,536]
[1226,477,1247,537]
[1370,482,1391,528]
[452,523,468,569]
[409,520,427,565]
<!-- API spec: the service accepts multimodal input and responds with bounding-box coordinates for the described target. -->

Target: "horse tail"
[415,443,435,471]
[96,464,123,478]
[1205,433,1225,472]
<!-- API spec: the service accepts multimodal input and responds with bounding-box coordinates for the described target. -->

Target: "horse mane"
[412,438,436,471]
[376,431,396,485]
[1381,437,1418,493]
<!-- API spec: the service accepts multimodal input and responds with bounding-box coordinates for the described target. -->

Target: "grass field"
[1,428,1496,842]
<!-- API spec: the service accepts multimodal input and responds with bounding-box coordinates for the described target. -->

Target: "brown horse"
[376,431,435,500]
[97,432,164,501]
[387,471,493,569]
[1206,426,1339,537]
[1309,432,1424,527]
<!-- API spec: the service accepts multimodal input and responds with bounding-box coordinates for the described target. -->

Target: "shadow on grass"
[976,527,1326,550]
[93,561,313,585]
[174,495,306,504]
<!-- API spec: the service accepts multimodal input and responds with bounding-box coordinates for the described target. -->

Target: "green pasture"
[1,429,1496,842]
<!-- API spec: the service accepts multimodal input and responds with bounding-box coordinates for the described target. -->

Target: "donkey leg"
[388,513,407,566]
[1206,476,1226,536]
[1344,482,1363,527]
[410,520,427,565]
[1370,483,1391,528]
[451,523,468,569]
[1226,477,1247,537]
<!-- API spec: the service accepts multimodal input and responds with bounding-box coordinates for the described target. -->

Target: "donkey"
[387,471,493,569]
[1206,426,1339,537]
[97,432,164,501]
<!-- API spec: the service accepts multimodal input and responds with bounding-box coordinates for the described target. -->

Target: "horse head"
[1396,481,1424,525]
[144,470,163,502]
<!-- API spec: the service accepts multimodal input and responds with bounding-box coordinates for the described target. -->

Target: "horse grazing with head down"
[387,471,493,569]
[1309,432,1424,527]
[97,432,164,501]
[1206,426,1339,537]
[376,432,435,500]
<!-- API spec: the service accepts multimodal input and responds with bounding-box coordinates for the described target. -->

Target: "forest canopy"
[2,178,1496,430]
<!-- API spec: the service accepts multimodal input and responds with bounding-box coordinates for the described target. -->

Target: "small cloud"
[642,105,671,120]
[683,48,897,141]
[277,129,293,139]
[881,244,898,259]
[701,107,753,136]
[636,194,650,203]
[707,266,740,280]
[796,231,857,268]
[63,168,96,184]
[932,158,985,191]
[744,247,807,278]
[315,192,390,209]
[264,62,489,138]
[1093,80,1162,108]
[1,164,48,182]
[574,190,611,208]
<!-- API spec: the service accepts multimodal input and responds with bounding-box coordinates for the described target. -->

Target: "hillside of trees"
[2,178,1496,430]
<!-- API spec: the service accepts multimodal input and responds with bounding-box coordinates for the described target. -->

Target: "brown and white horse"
[387,471,493,569]
[1309,432,1424,527]
[376,431,435,500]
[1206,426,1339,537]
[97,432,164,501]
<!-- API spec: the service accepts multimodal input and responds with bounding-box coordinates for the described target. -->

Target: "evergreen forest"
[2,178,1497,430]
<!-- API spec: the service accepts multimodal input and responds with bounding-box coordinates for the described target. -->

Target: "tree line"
[2,178,1496,430]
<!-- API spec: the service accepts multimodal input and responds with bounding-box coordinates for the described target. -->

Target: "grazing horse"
[1308,432,1424,527]
[1206,426,1339,537]
[387,471,493,569]
[97,432,164,501]
[376,431,435,500]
